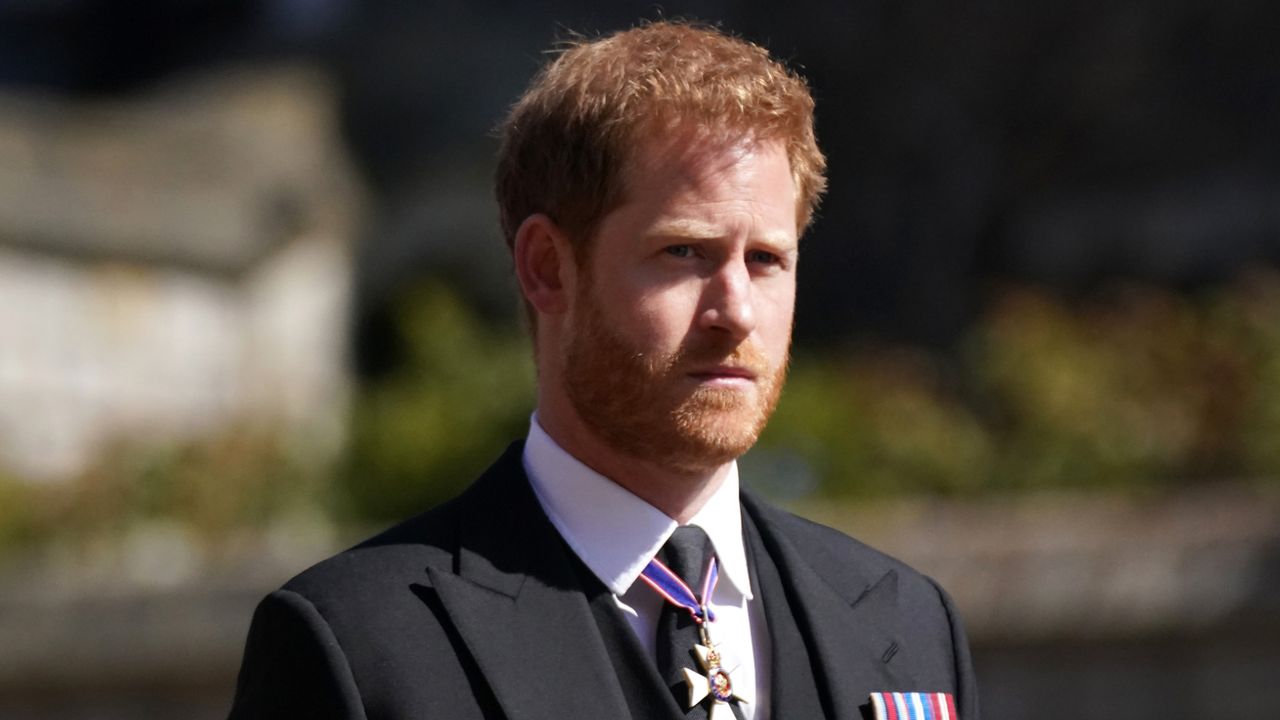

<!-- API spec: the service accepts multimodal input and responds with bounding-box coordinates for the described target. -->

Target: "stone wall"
[0,65,360,483]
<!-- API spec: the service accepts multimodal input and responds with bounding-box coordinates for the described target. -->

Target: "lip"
[687,365,758,382]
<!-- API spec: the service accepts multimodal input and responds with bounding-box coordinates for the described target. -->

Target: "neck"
[536,398,732,524]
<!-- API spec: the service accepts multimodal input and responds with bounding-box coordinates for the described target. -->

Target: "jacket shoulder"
[281,441,526,603]
[753,501,899,565]
[280,498,460,604]
[744,493,950,607]
[232,482,507,719]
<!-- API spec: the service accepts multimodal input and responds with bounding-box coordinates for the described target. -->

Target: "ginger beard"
[562,278,789,473]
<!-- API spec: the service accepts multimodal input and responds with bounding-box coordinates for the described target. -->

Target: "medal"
[680,636,746,719]
[639,552,746,717]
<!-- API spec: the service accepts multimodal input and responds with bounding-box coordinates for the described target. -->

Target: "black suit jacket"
[229,443,979,719]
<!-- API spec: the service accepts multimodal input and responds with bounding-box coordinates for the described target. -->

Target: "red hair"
[496,20,826,260]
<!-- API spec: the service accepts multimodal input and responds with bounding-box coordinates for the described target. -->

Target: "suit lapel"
[425,447,911,720]
[428,445,631,720]
[743,494,908,720]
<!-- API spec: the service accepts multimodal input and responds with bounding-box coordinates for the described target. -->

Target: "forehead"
[616,127,797,216]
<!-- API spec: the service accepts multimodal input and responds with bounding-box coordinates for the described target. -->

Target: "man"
[229,20,978,720]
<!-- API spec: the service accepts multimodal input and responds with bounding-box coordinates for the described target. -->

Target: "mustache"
[666,338,773,374]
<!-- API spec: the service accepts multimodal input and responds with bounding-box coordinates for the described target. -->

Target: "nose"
[698,260,756,340]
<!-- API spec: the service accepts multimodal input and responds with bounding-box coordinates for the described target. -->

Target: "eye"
[747,249,781,265]
[664,244,696,258]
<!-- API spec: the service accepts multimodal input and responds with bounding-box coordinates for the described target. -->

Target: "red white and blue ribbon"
[638,553,719,623]
[869,692,957,720]
[641,545,743,717]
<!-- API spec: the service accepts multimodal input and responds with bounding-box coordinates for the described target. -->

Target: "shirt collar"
[523,414,753,600]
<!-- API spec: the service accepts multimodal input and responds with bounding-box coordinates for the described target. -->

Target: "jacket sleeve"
[932,578,980,720]
[228,589,367,720]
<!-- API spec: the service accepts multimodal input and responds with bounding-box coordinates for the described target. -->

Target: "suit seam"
[924,576,968,699]
[278,588,371,720]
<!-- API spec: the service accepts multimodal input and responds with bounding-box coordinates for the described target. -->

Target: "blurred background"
[1,1,1278,718]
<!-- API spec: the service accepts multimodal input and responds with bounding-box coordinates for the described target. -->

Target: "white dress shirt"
[523,415,771,719]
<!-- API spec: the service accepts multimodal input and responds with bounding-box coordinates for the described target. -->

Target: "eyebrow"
[648,219,796,247]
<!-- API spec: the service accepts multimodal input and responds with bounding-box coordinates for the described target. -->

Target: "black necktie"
[655,525,744,720]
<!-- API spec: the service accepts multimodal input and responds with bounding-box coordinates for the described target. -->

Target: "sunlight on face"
[562,132,798,472]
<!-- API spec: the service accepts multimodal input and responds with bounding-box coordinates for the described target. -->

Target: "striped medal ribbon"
[869,691,958,720]
[640,552,745,718]
[638,553,719,625]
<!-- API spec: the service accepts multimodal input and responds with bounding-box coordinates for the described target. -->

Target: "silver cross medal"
[680,619,746,719]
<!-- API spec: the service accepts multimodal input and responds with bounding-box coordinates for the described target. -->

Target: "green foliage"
[971,275,1280,491]
[972,287,1203,488]
[7,271,1279,555]
[1209,273,1280,478]
[761,271,1280,497]
[0,471,38,550]
[350,273,1280,509]
[341,282,535,521]
[0,429,325,557]
[758,349,994,497]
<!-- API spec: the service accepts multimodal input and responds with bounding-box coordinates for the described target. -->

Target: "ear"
[513,213,576,316]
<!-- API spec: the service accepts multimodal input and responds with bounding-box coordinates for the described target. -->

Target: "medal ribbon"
[639,553,719,623]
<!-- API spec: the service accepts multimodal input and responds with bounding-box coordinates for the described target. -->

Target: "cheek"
[633,297,700,352]
[758,289,796,354]
[583,281,692,354]
[632,279,703,324]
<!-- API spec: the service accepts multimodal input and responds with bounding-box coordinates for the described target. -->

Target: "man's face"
[561,132,798,472]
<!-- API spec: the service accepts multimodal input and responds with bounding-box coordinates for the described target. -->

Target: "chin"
[666,397,768,469]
